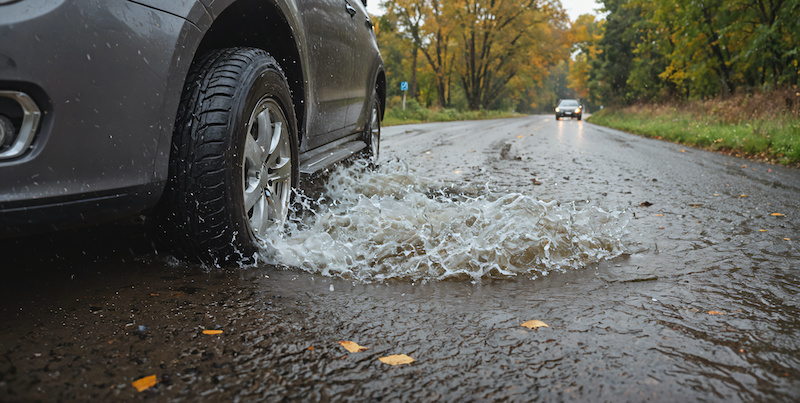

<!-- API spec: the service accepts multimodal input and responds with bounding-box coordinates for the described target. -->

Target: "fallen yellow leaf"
[202,330,223,335]
[708,311,724,315]
[338,341,369,353]
[378,354,415,365]
[739,194,747,198]
[771,213,785,216]
[132,375,158,392]
[518,135,523,138]
[785,238,791,241]
[654,214,664,217]
[521,320,549,329]
[759,229,767,232]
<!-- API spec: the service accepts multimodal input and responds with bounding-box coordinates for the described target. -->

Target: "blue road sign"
[401,81,409,91]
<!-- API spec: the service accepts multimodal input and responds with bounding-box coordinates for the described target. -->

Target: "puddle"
[263,160,630,282]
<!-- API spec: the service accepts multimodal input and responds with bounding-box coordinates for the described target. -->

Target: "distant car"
[0,0,385,263]
[555,99,582,120]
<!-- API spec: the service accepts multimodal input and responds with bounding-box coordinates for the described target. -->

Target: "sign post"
[401,81,409,111]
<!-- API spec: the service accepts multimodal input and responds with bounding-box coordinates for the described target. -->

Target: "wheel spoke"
[266,121,283,166]
[244,166,269,213]
[256,109,270,151]
[244,134,265,172]
[269,154,293,183]
[249,194,268,235]
[266,182,286,225]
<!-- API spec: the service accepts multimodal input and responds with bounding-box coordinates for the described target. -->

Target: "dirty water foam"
[263,160,629,282]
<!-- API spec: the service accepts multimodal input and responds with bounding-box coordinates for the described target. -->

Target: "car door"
[342,0,378,133]
[300,0,355,144]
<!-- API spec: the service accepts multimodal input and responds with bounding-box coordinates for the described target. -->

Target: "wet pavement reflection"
[2,115,799,401]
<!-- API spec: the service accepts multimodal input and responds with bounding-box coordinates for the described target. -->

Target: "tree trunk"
[410,44,418,100]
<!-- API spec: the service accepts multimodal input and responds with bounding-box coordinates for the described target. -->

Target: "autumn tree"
[580,0,800,105]
[384,0,458,107]
[450,0,567,110]
[567,14,602,100]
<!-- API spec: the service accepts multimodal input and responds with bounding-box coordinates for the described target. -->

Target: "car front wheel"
[162,48,298,263]
[360,89,381,164]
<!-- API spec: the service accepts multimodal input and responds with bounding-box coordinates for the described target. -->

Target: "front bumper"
[556,109,581,118]
[0,0,198,233]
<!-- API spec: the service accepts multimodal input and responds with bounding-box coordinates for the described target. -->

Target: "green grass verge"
[383,105,523,127]
[587,108,800,166]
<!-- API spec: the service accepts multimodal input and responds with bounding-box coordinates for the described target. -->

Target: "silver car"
[0,0,385,263]
[555,99,582,120]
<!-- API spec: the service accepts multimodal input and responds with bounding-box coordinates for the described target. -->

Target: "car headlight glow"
[555,107,560,112]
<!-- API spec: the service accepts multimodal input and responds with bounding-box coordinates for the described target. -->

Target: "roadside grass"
[382,99,522,126]
[587,89,800,166]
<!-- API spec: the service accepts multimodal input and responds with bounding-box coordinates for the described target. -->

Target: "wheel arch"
[191,0,309,147]
[376,68,386,120]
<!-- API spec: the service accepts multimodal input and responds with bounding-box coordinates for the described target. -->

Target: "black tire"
[359,89,381,164]
[162,48,299,263]
[555,115,559,121]
[578,114,582,121]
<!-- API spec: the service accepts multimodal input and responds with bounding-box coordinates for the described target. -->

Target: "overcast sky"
[367,0,603,22]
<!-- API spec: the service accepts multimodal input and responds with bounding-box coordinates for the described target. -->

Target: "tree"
[568,14,603,99]
[451,0,565,110]
[581,0,800,105]
[385,0,458,107]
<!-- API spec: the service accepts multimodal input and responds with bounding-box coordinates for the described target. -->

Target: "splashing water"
[264,160,630,282]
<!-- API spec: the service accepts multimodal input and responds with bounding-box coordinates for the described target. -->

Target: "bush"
[383,100,522,126]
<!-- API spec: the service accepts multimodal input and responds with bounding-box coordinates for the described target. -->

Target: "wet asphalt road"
[2,115,799,401]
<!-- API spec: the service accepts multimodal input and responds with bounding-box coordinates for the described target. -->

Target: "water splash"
[264,160,630,282]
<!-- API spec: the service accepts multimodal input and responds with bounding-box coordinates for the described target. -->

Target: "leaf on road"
[132,375,158,392]
[771,213,785,216]
[521,320,549,329]
[759,229,767,232]
[202,329,223,335]
[708,311,724,315]
[739,194,747,198]
[654,214,664,217]
[785,238,792,241]
[379,354,415,365]
[640,201,653,207]
[338,341,369,353]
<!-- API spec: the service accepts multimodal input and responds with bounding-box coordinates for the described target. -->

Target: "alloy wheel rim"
[369,104,380,162]
[242,97,292,238]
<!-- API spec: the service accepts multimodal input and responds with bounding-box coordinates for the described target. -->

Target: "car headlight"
[555,107,560,112]
[576,108,581,113]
